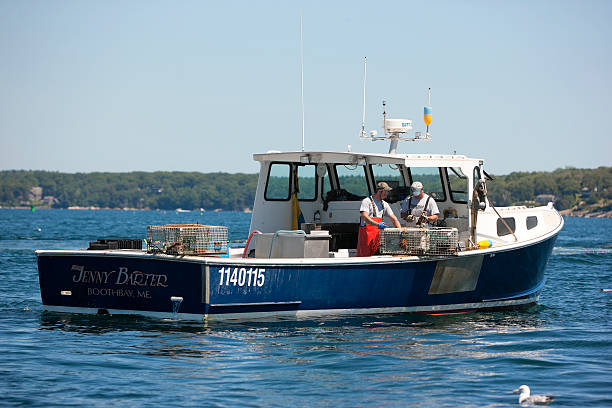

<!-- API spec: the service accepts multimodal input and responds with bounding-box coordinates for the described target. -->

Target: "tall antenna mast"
[361,57,367,138]
[300,12,305,152]
[382,100,387,137]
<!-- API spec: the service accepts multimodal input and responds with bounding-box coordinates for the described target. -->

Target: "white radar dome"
[385,119,412,134]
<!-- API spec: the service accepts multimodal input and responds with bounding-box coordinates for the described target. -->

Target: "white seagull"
[513,385,554,405]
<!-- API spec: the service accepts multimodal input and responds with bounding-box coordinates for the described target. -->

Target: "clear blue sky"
[1,0,610,175]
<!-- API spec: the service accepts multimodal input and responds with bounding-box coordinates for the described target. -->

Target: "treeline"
[0,167,609,212]
[486,166,611,211]
[0,170,258,211]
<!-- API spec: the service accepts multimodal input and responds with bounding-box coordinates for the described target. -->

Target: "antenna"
[300,12,305,152]
[382,100,387,137]
[359,59,427,150]
[361,57,367,138]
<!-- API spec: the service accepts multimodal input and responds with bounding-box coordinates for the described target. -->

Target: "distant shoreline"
[0,206,251,213]
[559,209,612,218]
[1,167,609,215]
[2,206,609,218]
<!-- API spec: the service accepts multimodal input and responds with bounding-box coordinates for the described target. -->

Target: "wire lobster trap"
[147,224,228,256]
[380,227,459,256]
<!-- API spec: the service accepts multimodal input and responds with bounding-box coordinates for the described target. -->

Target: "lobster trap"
[147,224,228,256]
[380,227,459,256]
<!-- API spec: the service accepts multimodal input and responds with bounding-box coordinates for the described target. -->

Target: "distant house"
[536,194,556,205]
[43,196,59,206]
[580,187,591,198]
[29,187,43,203]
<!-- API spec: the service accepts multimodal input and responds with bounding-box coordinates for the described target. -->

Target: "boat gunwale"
[34,210,563,266]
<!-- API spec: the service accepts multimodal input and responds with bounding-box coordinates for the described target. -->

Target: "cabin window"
[370,164,407,203]
[264,163,291,200]
[446,167,468,203]
[497,217,516,236]
[297,164,317,201]
[408,167,446,201]
[334,164,369,199]
[526,216,538,230]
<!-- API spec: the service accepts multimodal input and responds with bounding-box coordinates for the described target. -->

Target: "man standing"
[400,181,440,227]
[357,182,402,257]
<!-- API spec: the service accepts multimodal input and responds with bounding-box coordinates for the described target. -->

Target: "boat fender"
[477,240,492,249]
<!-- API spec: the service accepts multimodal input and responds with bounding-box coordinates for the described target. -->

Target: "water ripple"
[0,211,611,407]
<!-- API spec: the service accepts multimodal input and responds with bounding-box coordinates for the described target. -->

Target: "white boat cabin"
[247,151,474,250]
[246,150,560,257]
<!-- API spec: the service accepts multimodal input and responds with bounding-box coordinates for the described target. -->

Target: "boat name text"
[71,265,168,287]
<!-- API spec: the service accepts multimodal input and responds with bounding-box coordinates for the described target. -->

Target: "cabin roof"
[253,151,483,168]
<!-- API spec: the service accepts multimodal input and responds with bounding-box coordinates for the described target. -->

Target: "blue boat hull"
[37,233,557,320]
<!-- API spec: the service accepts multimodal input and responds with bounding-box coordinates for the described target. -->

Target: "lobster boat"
[36,94,563,321]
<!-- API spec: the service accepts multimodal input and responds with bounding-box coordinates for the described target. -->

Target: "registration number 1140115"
[218,267,265,287]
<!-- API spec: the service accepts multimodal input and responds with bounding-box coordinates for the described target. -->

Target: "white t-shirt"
[400,194,439,226]
[359,196,394,226]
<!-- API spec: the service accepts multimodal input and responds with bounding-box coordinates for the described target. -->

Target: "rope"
[471,179,517,244]
[487,198,518,242]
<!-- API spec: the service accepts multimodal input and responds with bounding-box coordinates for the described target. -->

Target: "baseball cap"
[376,181,392,191]
[410,181,423,196]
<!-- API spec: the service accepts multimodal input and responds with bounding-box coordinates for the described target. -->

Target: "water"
[1,209,611,407]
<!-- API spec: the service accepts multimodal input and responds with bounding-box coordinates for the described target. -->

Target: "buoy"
[424,88,432,134]
[477,240,492,249]
[424,105,432,126]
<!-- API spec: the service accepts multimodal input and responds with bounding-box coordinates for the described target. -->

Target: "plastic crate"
[380,227,458,256]
[147,224,228,256]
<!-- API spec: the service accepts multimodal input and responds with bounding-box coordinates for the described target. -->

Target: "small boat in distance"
[35,90,563,321]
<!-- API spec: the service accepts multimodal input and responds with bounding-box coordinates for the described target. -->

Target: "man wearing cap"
[400,181,440,227]
[356,181,402,257]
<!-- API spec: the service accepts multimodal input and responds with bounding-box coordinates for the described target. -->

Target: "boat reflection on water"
[38,307,551,363]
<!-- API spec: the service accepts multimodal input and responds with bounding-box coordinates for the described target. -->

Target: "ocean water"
[0,209,610,407]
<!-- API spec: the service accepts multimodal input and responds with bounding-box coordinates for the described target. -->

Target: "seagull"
[513,385,554,405]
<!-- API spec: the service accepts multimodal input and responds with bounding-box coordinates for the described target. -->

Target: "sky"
[1,0,611,175]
